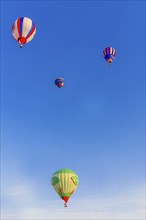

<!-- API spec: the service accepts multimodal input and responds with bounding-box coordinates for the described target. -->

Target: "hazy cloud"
[1,182,145,219]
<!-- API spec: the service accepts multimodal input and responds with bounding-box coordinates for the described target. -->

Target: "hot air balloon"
[51,169,79,207]
[103,47,116,64]
[12,17,36,48]
[55,78,64,88]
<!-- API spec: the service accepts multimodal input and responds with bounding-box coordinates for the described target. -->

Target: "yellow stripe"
[110,47,112,54]
[52,173,78,196]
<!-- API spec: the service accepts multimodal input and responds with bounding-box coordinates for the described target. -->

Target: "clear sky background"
[1,0,145,219]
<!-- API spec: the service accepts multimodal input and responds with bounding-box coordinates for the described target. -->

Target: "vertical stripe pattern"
[51,169,79,204]
[103,47,116,63]
[12,17,36,46]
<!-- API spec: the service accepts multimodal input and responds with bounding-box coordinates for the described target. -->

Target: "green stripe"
[53,169,77,175]
[59,193,72,197]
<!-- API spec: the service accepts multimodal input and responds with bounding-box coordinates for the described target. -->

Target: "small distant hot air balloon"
[55,78,64,88]
[51,169,79,207]
[12,17,36,48]
[103,47,116,64]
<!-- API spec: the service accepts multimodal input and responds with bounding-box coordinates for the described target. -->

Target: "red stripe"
[61,196,69,203]
[17,18,21,36]
[71,177,76,185]
[26,25,36,39]
[106,47,109,55]
[12,24,14,32]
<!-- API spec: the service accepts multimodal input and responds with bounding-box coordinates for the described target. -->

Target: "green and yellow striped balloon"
[51,169,79,207]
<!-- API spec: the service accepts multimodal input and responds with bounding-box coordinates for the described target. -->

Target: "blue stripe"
[55,79,64,83]
[20,17,24,36]
[26,21,34,38]
[55,79,64,85]
[104,54,112,60]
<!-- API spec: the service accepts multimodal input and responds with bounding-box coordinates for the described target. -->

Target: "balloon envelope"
[12,17,36,47]
[51,169,79,206]
[103,47,116,64]
[55,78,64,88]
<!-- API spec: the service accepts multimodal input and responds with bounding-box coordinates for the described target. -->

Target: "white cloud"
[1,182,145,219]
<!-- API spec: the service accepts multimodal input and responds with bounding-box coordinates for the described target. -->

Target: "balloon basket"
[64,203,67,207]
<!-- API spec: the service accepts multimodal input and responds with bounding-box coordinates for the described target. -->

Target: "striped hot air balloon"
[51,169,79,207]
[12,17,36,48]
[54,78,64,88]
[103,47,116,64]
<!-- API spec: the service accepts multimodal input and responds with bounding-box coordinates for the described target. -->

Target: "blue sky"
[1,0,145,219]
